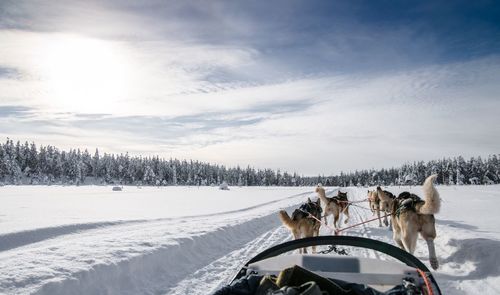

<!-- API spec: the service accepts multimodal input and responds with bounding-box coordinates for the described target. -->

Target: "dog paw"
[430,258,439,270]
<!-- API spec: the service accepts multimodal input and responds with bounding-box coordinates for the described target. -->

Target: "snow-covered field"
[0,185,499,294]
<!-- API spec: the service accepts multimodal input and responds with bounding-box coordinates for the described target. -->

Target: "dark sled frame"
[231,235,441,294]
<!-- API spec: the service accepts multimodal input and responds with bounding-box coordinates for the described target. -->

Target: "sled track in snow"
[0,221,142,252]
[166,189,349,294]
[167,226,291,295]
[4,186,500,294]
[0,191,310,254]
[0,187,441,294]
[4,187,401,295]
[14,191,315,295]
[32,208,295,295]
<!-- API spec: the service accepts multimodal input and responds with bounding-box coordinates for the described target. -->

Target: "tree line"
[0,139,498,186]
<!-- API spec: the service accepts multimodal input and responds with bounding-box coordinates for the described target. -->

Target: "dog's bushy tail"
[419,174,441,215]
[279,210,296,229]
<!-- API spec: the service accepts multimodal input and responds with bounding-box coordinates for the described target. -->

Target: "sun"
[38,34,132,114]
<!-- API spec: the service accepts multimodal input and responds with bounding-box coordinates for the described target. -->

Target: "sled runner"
[216,236,441,295]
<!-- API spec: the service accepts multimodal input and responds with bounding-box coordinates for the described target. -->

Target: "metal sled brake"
[231,236,441,294]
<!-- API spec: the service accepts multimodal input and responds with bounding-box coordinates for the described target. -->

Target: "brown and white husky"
[367,189,384,227]
[390,174,441,270]
[376,186,396,227]
[316,185,350,228]
[279,198,322,253]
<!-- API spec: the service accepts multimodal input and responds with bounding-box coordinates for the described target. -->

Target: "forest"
[1,139,498,186]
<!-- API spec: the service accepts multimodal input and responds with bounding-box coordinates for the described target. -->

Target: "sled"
[221,236,441,294]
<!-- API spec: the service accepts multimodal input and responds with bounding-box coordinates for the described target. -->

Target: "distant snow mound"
[219,181,229,190]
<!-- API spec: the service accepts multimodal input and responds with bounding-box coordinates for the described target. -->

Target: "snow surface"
[0,186,309,235]
[0,185,499,294]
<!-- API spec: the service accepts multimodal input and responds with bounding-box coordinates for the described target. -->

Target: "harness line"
[299,197,388,235]
[348,203,373,212]
[298,208,336,233]
[335,198,369,204]
[334,213,392,235]
[299,206,390,236]
[298,208,350,256]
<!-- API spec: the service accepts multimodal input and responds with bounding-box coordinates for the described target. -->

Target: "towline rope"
[298,208,349,255]
[299,198,388,235]
[335,198,369,204]
[347,203,372,212]
[334,213,392,235]
[299,208,336,232]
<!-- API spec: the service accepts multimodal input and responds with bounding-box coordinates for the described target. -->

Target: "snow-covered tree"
[0,139,499,187]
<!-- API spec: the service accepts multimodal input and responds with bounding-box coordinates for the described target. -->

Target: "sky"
[0,0,499,175]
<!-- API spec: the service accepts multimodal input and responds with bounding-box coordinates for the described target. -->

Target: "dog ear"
[308,197,312,202]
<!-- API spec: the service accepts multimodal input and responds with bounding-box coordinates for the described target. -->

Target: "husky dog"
[316,186,350,228]
[376,186,396,227]
[279,198,322,253]
[367,190,377,214]
[391,174,441,270]
[367,190,384,227]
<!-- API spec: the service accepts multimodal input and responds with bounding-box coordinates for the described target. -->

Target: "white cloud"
[3,53,499,174]
[0,30,260,115]
[1,0,500,174]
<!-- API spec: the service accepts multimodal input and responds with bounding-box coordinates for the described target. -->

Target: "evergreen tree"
[0,139,499,186]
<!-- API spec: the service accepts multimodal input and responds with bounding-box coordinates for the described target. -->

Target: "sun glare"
[38,35,132,114]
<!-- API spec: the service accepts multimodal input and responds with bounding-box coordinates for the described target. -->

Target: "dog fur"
[367,190,384,227]
[376,186,396,227]
[367,190,377,214]
[391,174,441,270]
[316,186,350,228]
[279,198,322,253]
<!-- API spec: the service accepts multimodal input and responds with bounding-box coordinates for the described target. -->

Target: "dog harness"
[293,202,323,221]
[394,192,425,218]
[383,190,396,199]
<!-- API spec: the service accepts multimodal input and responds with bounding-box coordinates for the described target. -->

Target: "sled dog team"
[279,174,441,270]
